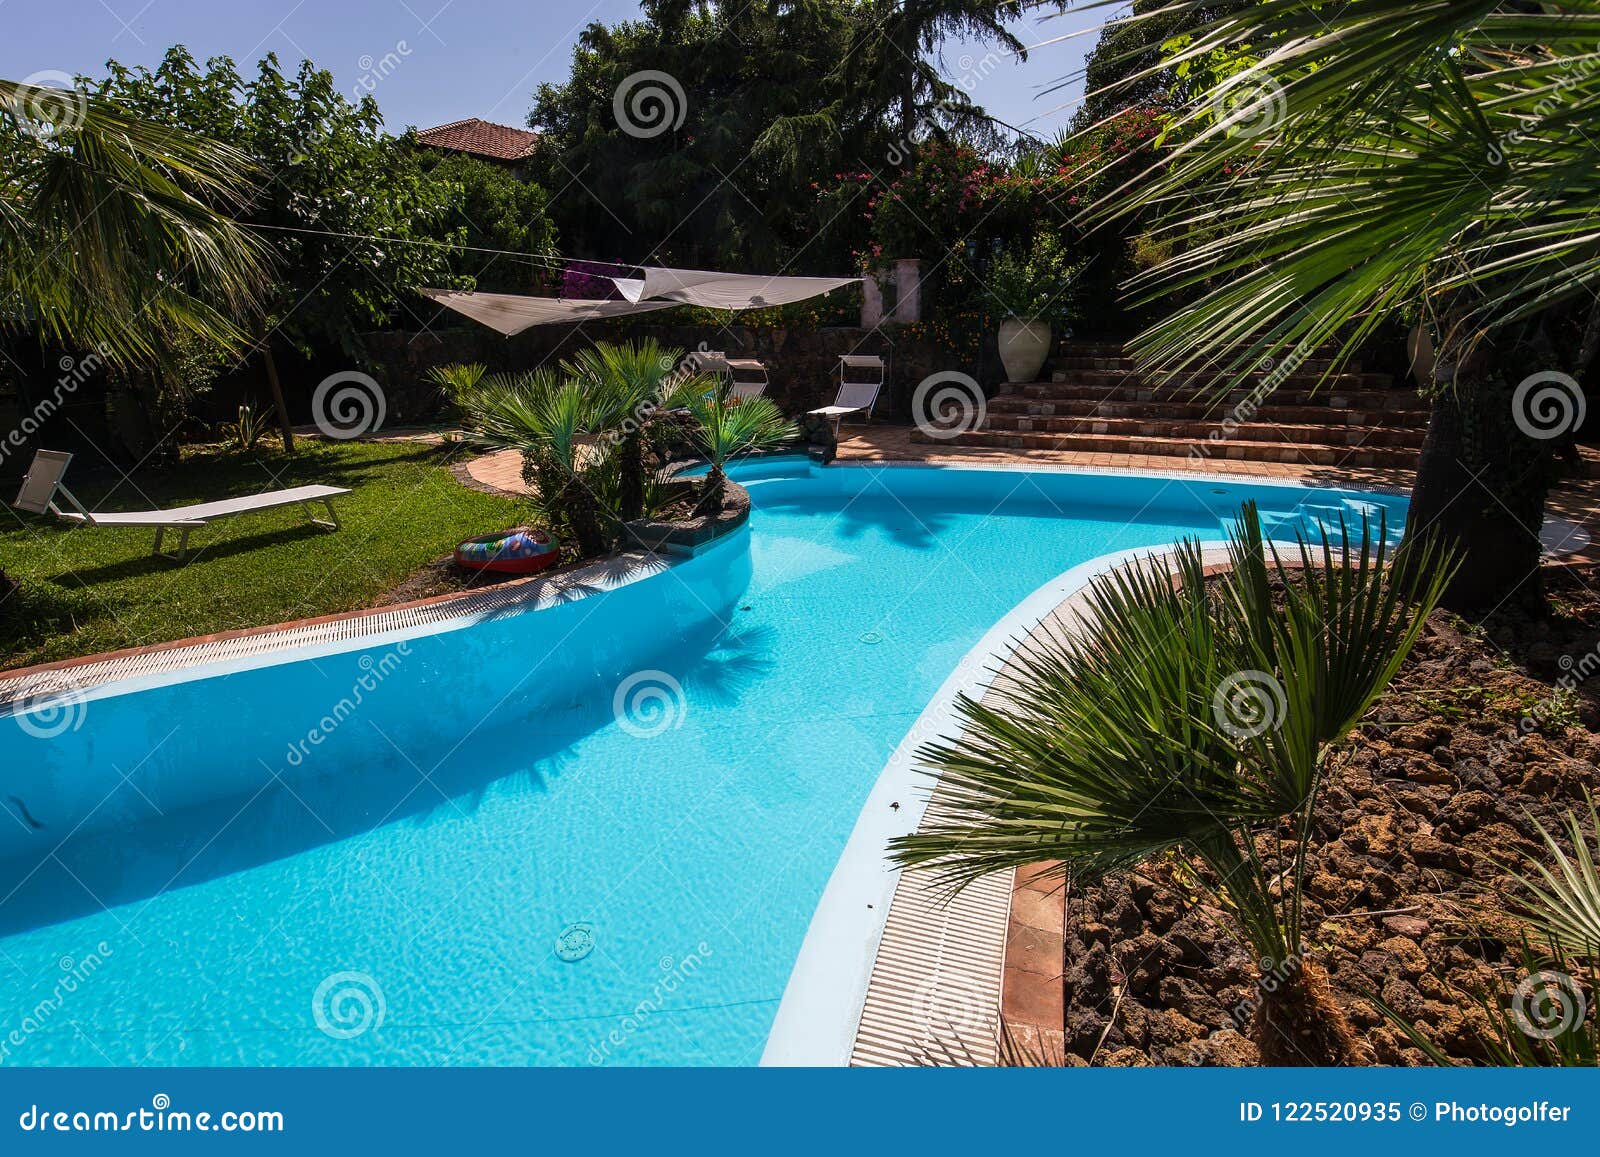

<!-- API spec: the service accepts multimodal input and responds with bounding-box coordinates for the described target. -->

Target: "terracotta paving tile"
[1002,957,1064,1030]
[1009,886,1064,935]
[1005,922,1062,978]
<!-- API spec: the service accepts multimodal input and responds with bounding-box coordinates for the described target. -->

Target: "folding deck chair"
[697,351,770,401]
[12,449,350,562]
[725,358,770,400]
[809,354,886,435]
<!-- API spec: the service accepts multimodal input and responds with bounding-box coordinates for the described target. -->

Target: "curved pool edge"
[0,526,753,715]
[757,538,1241,1067]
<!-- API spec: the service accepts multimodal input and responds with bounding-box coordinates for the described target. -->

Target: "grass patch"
[0,439,526,669]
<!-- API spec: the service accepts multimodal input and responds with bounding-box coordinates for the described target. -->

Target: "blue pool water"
[0,462,1405,1066]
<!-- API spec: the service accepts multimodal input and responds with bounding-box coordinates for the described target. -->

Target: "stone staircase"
[916,342,1429,470]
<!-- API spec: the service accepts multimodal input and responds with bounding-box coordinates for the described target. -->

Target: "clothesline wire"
[243,222,640,274]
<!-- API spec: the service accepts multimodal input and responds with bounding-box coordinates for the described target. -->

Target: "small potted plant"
[988,234,1081,383]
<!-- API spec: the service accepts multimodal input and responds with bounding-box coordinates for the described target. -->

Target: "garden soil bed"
[1051,564,1600,1066]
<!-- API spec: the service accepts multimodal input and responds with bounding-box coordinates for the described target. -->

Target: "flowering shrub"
[561,260,623,300]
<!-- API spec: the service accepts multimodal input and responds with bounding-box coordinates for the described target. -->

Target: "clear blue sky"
[1,1,1108,140]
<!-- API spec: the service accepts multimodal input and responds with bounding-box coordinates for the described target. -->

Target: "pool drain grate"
[555,923,595,962]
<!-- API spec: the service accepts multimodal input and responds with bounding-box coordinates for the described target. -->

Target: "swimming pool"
[0,461,1406,1066]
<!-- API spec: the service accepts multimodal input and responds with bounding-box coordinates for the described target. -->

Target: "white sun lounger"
[696,350,770,401]
[12,449,350,561]
[726,358,770,400]
[809,354,885,434]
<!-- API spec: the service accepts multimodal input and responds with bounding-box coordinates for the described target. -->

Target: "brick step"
[919,428,1420,468]
[1050,356,1369,378]
[1053,369,1396,391]
[986,396,1431,427]
[982,414,1427,449]
[1013,382,1421,411]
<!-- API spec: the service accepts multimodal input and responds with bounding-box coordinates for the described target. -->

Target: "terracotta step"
[986,396,1431,428]
[1050,356,1370,378]
[917,428,1420,468]
[1013,382,1420,411]
[1054,369,1396,391]
[981,414,1426,449]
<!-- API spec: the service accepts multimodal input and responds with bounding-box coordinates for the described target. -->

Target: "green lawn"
[1,440,526,670]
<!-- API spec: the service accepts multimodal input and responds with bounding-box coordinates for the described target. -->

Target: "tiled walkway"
[836,422,1416,488]
[461,447,533,496]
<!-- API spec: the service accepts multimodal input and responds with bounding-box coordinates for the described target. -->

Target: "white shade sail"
[419,289,676,336]
[612,267,860,310]
[422,267,858,335]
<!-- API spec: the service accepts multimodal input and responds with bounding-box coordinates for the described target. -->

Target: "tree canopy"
[529,0,1025,271]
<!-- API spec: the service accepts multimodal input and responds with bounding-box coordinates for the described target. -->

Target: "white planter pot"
[998,319,1051,383]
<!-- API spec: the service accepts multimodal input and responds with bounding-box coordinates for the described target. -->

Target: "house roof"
[416,118,540,162]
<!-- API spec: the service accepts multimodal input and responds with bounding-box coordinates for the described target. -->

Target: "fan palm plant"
[672,386,798,512]
[1067,1,1600,610]
[1,76,268,365]
[565,339,683,521]
[451,367,611,557]
[891,505,1451,1064]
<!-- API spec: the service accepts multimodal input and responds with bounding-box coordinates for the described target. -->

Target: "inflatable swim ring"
[453,527,560,574]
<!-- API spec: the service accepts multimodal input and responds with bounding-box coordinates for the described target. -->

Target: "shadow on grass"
[34,522,338,586]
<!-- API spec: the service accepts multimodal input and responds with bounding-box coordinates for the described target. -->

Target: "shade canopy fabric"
[419,289,676,336]
[612,267,860,310]
[423,266,858,335]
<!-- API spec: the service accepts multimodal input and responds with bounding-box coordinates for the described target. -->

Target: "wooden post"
[261,342,295,453]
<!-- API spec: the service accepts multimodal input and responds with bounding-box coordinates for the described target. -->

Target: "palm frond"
[1069,0,1600,386]
[2,77,269,364]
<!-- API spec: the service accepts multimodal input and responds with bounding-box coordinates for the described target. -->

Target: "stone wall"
[357,320,1001,424]
[0,319,1003,481]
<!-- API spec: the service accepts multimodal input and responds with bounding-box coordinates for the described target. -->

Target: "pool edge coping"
[758,539,1241,1067]
[0,529,752,712]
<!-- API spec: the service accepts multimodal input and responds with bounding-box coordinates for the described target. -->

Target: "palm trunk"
[261,342,295,454]
[1405,359,1552,615]
[619,429,646,522]
[1252,959,1366,1066]
[697,464,727,514]
[561,478,608,558]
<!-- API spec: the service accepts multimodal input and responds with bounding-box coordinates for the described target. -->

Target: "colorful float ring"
[453,527,560,574]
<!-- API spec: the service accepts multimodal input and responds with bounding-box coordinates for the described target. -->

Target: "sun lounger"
[12,449,350,561]
[809,354,885,434]
[726,358,770,400]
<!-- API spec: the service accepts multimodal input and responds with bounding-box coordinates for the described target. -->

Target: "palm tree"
[890,506,1450,1064]
[451,367,611,557]
[672,386,798,512]
[565,339,683,521]
[1070,1,1600,611]
[1,77,268,365]
[3,76,267,615]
